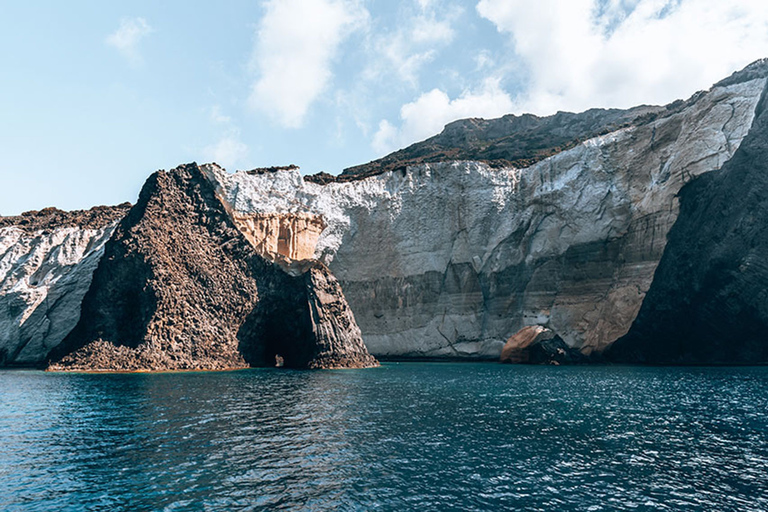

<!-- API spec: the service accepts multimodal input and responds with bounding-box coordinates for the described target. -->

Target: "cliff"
[208,61,767,359]
[3,61,768,366]
[47,164,376,371]
[0,204,130,366]
[608,70,768,364]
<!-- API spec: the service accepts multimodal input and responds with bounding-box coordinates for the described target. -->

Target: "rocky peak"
[48,163,376,371]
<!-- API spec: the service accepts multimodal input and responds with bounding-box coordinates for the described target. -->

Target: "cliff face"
[47,164,376,371]
[0,205,130,366]
[232,212,325,262]
[207,64,766,359]
[3,62,768,366]
[608,78,768,364]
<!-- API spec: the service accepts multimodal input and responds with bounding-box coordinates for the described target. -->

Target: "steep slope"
[48,164,376,371]
[608,79,768,364]
[208,61,767,359]
[0,204,130,366]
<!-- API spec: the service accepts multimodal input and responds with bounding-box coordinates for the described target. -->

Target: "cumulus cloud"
[476,0,768,114]
[364,1,459,86]
[372,78,514,154]
[105,17,152,65]
[248,0,368,128]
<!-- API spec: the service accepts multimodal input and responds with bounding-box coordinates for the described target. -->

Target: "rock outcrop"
[206,61,767,359]
[0,204,130,366]
[48,164,376,371]
[500,325,586,365]
[327,105,664,182]
[608,70,768,364]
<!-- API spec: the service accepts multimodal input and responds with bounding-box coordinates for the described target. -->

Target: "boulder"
[501,326,587,365]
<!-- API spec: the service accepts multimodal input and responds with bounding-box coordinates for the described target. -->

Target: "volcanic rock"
[47,163,376,371]
[205,61,767,359]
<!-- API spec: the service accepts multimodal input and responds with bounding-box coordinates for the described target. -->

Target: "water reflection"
[1,365,768,511]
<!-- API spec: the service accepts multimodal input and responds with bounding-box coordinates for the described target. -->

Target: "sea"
[1,363,767,511]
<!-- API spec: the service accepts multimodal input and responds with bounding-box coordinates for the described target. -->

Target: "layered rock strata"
[205,62,767,359]
[0,204,130,366]
[48,164,376,371]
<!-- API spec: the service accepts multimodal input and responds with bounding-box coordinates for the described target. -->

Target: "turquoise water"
[1,363,767,511]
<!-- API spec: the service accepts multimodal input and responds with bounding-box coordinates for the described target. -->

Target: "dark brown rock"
[335,106,666,182]
[48,163,377,371]
[0,203,131,233]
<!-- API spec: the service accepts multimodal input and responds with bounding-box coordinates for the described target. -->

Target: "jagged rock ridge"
[0,204,131,233]
[48,164,376,371]
[329,105,662,182]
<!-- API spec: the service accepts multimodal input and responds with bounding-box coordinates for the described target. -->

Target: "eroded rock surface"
[0,204,130,366]
[48,164,376,371]
[206,62,767,359]
[232,212,325,262]
[500,325,586,365]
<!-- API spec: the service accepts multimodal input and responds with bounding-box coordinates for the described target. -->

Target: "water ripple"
[1,364,767,511]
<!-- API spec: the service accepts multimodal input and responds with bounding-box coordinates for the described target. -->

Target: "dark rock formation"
[608,77,768,364]
[0,204,131,233]
[238,263,377,369]
[335,105,665,181]
[48,163,376,371]
[246,164,300,175]
[500,325,588,365]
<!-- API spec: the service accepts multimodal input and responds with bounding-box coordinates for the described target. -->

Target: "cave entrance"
[236,283,316,369]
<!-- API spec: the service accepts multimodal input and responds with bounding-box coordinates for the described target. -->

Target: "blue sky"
[2,0,768,215]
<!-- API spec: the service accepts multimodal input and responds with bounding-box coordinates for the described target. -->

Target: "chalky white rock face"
[206,76,766,358]
[0,224,117,365]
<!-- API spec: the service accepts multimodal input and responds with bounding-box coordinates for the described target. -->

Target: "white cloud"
[209,105,231,125]
[364,1,459,86]
[477,0,768,115]
[373,78,514,154]
[105,17,152,65]
[248,0,368,128]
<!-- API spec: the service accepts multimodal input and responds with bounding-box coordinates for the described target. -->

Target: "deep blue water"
[1,363,768,511]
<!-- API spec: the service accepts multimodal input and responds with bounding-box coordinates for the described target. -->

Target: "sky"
[2,0,768,215]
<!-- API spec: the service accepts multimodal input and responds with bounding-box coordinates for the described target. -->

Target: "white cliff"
[204,75,766,359]
[0,222,119,365]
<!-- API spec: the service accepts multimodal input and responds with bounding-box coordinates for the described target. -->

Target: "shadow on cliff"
[608,79,768,364]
